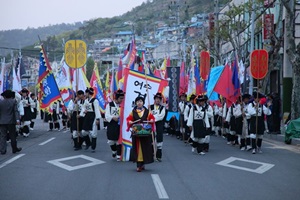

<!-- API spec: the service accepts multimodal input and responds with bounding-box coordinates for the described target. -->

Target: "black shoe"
[74,146,82,151]
[1,150,6,155]
[13,147,22,154]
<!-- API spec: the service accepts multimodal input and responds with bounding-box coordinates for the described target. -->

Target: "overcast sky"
[0,0,147,31]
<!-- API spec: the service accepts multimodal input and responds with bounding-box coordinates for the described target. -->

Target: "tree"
[198,0,286,94]
[281,0,300,120]
[135,21,143,36]
[198,2,253,66]
[86,56,95,81]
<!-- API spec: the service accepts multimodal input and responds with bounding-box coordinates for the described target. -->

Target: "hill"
[0,0,230,59]
[0,22,84,48]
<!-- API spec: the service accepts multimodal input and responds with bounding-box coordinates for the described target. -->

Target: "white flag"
[72,68,91,92]
[12,65,22,92]
[239,60,245,84]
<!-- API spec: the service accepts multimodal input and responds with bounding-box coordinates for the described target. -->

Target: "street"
[1,119,300,200]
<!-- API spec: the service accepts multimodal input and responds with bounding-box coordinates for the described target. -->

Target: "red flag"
[128,40,137,69]
[200,51,210,80]
[117,58,123,82]
[214,64,236,106]
[166,56,171,67]
[179,61,187,94]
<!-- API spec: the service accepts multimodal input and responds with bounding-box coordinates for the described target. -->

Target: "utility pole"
[248,0,256,94]
[214,0,219,67]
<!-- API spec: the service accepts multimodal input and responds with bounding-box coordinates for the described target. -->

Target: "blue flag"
[95,82,106,113]
[38,47,61,113]
[206,65,224,100]
[231,60,240,96]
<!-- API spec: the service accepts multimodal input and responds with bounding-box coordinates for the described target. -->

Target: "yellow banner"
[64,40,87,68]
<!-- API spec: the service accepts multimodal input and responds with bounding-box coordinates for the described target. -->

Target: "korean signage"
[263,14,274,40]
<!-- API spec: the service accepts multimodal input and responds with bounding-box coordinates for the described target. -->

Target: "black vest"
[132,106,149,122]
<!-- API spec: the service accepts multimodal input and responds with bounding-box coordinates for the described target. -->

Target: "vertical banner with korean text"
[119,68,168,161]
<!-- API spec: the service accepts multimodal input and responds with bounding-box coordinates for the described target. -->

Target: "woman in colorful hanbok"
[126,96,155,172]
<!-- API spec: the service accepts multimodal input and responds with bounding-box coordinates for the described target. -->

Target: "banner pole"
[145,69,157,160]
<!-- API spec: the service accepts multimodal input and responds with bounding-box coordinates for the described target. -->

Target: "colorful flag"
[90,65,106,113]
[105,69,110,90]
[232,59,241,98]
[214,64,236,106]
[117,58,123,82]
[55,60,72,104]
[108,69,118,101]
[121,43,131,65]
[194,59,202,94]
[206,66,224,100]
[38,46,61,113]
[127,39,137,69]
[166,56,171,68]
[159,57,167,79]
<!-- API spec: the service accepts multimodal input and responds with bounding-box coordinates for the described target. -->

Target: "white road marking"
[39,137,56,146]
[263,139,300,154]
[0,154,25,169]
[47,155,105,171]
[216,157,274,174]
[151,174,169,199]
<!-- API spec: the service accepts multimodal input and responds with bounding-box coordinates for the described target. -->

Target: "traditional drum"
[131,123,152,137]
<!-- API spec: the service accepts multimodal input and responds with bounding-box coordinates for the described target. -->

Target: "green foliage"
[86,56,95,80]
[0,23,84,49]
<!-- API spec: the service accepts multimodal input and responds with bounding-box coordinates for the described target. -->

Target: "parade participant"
[222,98,229,139]
[184,94,196,144]
[271,92,281,134]
[61,103,68,131]
[69,90,85,150]
[187,95,210,155]
[236,94,252,150]
[248,92,272,154]
[14,91,24,137]
[178,93,187,140]
[225,102,237,145]
[47,101,60,131]
[105,90,125,160]
[168,115,178,136]
[150,92,166,162]
[213,99,223,136]
[29,93,38,131]
[0,90,22,154]
[127,96,155,172]
[20,88,32,137]
[80,88,101,152]
[203,95,213,152]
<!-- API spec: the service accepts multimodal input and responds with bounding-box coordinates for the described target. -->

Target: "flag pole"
[74,40,81,143]
[38,36,62,107]
[144,68,157,160]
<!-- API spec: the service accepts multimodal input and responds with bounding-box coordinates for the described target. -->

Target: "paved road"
[1,119,300,200]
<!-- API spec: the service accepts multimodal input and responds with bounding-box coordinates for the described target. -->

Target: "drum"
[132,123,152,137]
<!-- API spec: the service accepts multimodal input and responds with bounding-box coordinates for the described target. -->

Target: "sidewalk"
[263,132,300,153]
